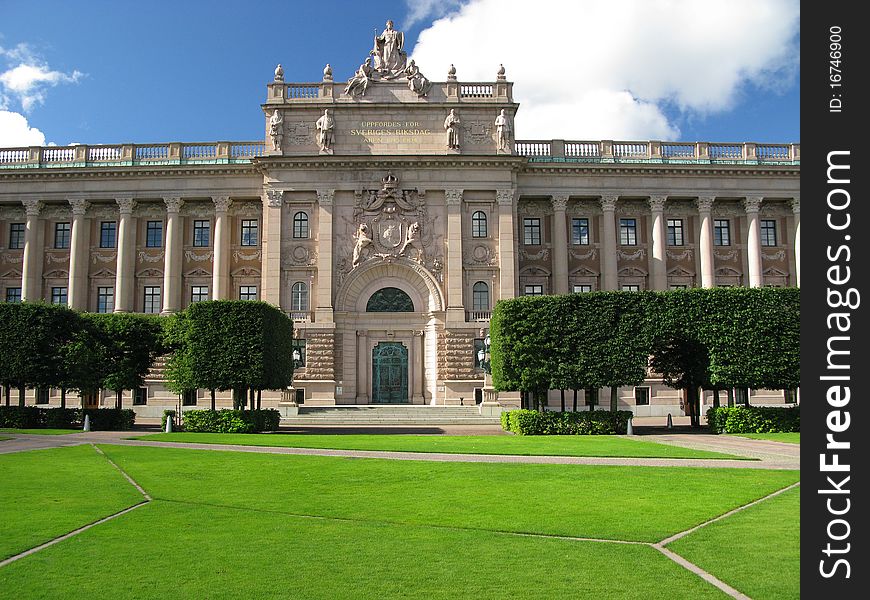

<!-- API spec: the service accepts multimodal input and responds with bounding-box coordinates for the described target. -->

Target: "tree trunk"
[560,389,565,413]
[116,389,123,410]
[210,389,216,411]
[572,389,578,412]
[726,388,734,407]
[61,388,66,409]
[610,386,618,412]
[688,386,700,428]
[587,388,596,412]
[19,385,25,407]
[256,390,262,410]
[5,385,10,407]
[744,389,750,407]
[249,388,255,410]
[712,389,720,409]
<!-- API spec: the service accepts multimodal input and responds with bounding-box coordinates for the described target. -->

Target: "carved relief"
[618,248,646,261]
[185,250,214,262]
[463,244,498,266]
[714,250,738,261]
[517,201,551,216]
[520,248,550,261]
[570,248,597,260]
[666,249,693,261]
[287,122,312,146]
[265,189,284,208]
[462,121,492,145]
[138,251,164,263]
[91,252,117,264]
[233,250,262,262]
[762,250,786,261]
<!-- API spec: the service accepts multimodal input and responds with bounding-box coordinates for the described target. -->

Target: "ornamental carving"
[463,244,498,266]
[116,197,136,214]
[617,248,646,261]
[517,201,551,216]
[185,250,214,262]
[695,196,715,212]
[285,245,317,267]
[762,250,786,261]
[67,198,89,216]
[138,251,164,263]
[714,250,738,261]
[461,121,492,145]
[648,196,667,211]
[520,248,550,261]
[617,201,646,215]
[46,253,69,264]
[42,205,70,219]
[743,196,763,213]
[181,203,213,218]
[570,248,597,260]
[233,250,262,262]
[91,252,116,264]
[600,195,618,212]
[163,197,184,213]
[551,195,569,212]
[22,199,43,217]
[1,255,23,264]
[568,200,599,216]
[212,196,232,212]
[495,189,516,206]
[265,189,284,208]
[287,122,313,146]
[666,249,693,261]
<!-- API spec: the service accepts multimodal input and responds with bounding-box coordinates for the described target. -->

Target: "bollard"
[83,414,91,432]
[666,413,673,429]
[626,417,633,436]
[165,416,173,433]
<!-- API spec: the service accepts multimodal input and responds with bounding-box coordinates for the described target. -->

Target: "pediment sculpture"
[343,20,432,98]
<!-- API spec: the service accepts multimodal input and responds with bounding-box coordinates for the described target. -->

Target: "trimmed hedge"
[0,406,134,430]
[181,409,281,433]
[82,408,136,431]
[0,406,42,428]
[706,406,800,434]
[501,409,633,435]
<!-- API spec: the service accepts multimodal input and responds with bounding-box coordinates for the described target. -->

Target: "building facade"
[0,32,800,417]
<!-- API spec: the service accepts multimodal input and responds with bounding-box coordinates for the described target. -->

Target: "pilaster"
[599,194,618,291]
[261,189,284,307]
[20,199,44,301]
[445,188,465,321]
[67,198,90,310]
[743,196,763,287]
[315,189,335,322]
[648,195,668,290]
[550,194,569,294]
[212,196,232,300]
[161,197,184,314]
[496,188,517,300]
[114,197,137,312]
[790,197,800,287]
[696,196,715,288]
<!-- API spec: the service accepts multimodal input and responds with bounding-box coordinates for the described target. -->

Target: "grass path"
[0,428,81,435]
[730,432,800,444]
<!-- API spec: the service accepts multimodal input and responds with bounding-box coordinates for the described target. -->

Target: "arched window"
[293,212,309,239]
[366,287,414,312]
[471,211,487,238]
[291,282,309,311]
[472,281,489,311]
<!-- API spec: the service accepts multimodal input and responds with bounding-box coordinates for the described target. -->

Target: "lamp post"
[478,332,500,416]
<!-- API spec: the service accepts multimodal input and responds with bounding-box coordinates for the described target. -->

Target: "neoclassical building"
[0,29,799,417]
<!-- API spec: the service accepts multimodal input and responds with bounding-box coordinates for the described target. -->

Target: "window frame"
[99,221,117,249]
[619,218,637,246]
[145,220,163,248]
[666,218,684,246]
[634,386,650,406]
[572,217,590,245]
[471,211,488,238]
[191,285,209,303]
[5,287,22,303]
[239,285,258,301]
[760,219,777,247]
[523,218,541,245]
[133,387,148,406]
[51,287,68,305]
[290,282,309,311]
[572,284,592,293]
[293,212,309,239]
[143,286,161,314]
[96,286,114,313]
[8,223,25,249]
[192,219,210,247]
[471,281,490,311]
[241,219,259,247]
[713,219,731,246]
[524,284,544,296]
[54,222,71,249]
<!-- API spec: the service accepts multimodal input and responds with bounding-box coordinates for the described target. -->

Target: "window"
[294,388,305,404]
[291,339,307,367]
[9,223,25,249]
[621,284,641,292]
[714,220,731,246]
[293,212,309,239]
[193,220,210,247]
[669,284,688,290]
[572,218,589,245]
[97,287,114,313]
[524,284,544,296]
[191,286,209,303]
[784,389,798,404]
[5,287,22,303]
[143,286,161,314]
[473,338,485,369]
[761,220,777,246]
[51,287,68,305]
[182,390,197,406]
[472,282,489,311]
[241,219,259,246]
[523,218,541,245]
[635,387,650,406]
[291,282,308,311]
[36,388,49,405]
[54,222,71,249]
[573,284,592,293]
[619,218,637,245]
[146,221,163,247]
[666,218,684,246]
[366,287,414,312]
[239,285,258,301]
[471,211,487,238]
[133,388,147,406]
[100,221,117,248]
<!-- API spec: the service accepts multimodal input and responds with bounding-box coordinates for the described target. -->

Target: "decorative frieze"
[463,244,498,266]
[714,250,738,261]
[138,251,164,263]
[232,249,262,262]
[762,250,786,261]
[570,248,597,260]
[520,248,549,261]
[185,250,214,262]
[666,249,693,261]
[617,248,646,261]
[91,252,117,264]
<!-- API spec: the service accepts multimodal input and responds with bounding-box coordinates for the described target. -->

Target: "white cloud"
[403,0,465,29]
[0,110,47,147]
[0,43,84,112]
[409,0,799,140]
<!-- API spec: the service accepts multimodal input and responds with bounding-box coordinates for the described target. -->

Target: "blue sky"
[1,0,799,147]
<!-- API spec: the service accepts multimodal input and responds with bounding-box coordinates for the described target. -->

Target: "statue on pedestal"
[372,20,407,79]
[315,109,335,154]
[345,58,373,97]
[405,60,431,97]
[269,109,284,152]
[444,109,461,149]
[495,109,512,153]
[352,223,373,267]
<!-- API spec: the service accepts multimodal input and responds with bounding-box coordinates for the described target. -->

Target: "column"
[412,330,424,403]
[648,195,668,290]
[315,189,334,322]
[599,194,618,291]
[696,196,715,288]
[744,196,763,287]
[496,188,517,300]
[550,194,569,294]
[261,189,283,306]
[20,199,44,301]
[790,197,800,287]
[212,196,232,300]
[356,330,368,403]
[114,197,136,312]
[161,197,184,314]
[67,198,90,310]
[445,189,464,320]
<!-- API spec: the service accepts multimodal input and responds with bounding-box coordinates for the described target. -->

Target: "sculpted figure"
[397,221,425,262]
[373,20,407,78]
[352,223,373,267]
[269,109,284,152]
[315,109,335,153]
[405,60,431,97]
[444,109,461,149]
[345,58,373,97]
[495,109,512,153]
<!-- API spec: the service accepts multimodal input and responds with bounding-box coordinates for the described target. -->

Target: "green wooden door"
[371,342,409,404]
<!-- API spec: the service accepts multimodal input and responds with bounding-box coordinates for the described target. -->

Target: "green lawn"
[135,432,745,459]
[0,428,82,435]
[0,436,10,441]
[730,432,800,444]
[668,486,799,599]
[102,445,797,542]
[0,445,145,559]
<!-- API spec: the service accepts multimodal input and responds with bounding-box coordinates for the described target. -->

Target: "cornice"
[520,162,800,178]
[0,164,261,182]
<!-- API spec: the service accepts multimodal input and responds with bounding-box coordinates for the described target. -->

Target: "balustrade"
[459,84,494,98]
[286,84,319,99]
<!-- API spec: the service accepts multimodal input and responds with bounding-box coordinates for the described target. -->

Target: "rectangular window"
[572,218,589,245]
[524,284,544,296]
[5,287,22,303]
[9,223,25,249]
[100,221,117,248]
[51,287,68,305]
[635,387,650,406]
[761,220,777,246]
[54,222,71,249]
[666,218,684,246]
[36,387,50,405]
[97,287,114,313]
[619,218,637,245]
[294,388,305,404]
[191,285,209,303]
[669,284,688,290]
[146,221,163,247]
[573,284,592,293]
[621,284,641,292]
[523,218,541,245]
[239,285,258,301]
[291,339,307,367]
[133,387,147,406]
[241,219,259,246]
[784,389,798,404]
[182,390,198,406]
[193,220,210,247]
[714,220,731,246]
[143,286,161,314]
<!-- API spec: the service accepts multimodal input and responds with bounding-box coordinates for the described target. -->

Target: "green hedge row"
[501,409,633,435]
[178,409,281,433]
[0,406,135,430]
[706,406,800,434]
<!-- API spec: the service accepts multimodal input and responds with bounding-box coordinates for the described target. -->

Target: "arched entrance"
[371,342,409,403]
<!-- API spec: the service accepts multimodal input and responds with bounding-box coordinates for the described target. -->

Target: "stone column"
[356,330,368,404]
[791,197,800,287]
[161,197,184,314]
[599,194,618,291]
[412,330,424,404]
[696,196,715,288]
[261,189,283,306]
[496,188,517,300]
[744,196,763,287]
[20,199,44,301]
[67,198,91,310]
[550,194,569,294]
[315,189,335,322]
[445,188,465,320]
[211,196,232,300]
[114,197,137,312]
[648,195,668,290]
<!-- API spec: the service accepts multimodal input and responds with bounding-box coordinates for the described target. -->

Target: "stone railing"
[268,79,513,103]
[290,311,314,323]
[466,310,492,322]
[515,140,800,164]
[0,142,266,169]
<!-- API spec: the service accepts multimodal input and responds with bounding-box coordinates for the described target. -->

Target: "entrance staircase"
[281,405,501,425]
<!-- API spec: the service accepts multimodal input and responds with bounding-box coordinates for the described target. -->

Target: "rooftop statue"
[371,20,407,79]
[405,60,431,97]
[345,58,373,97]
